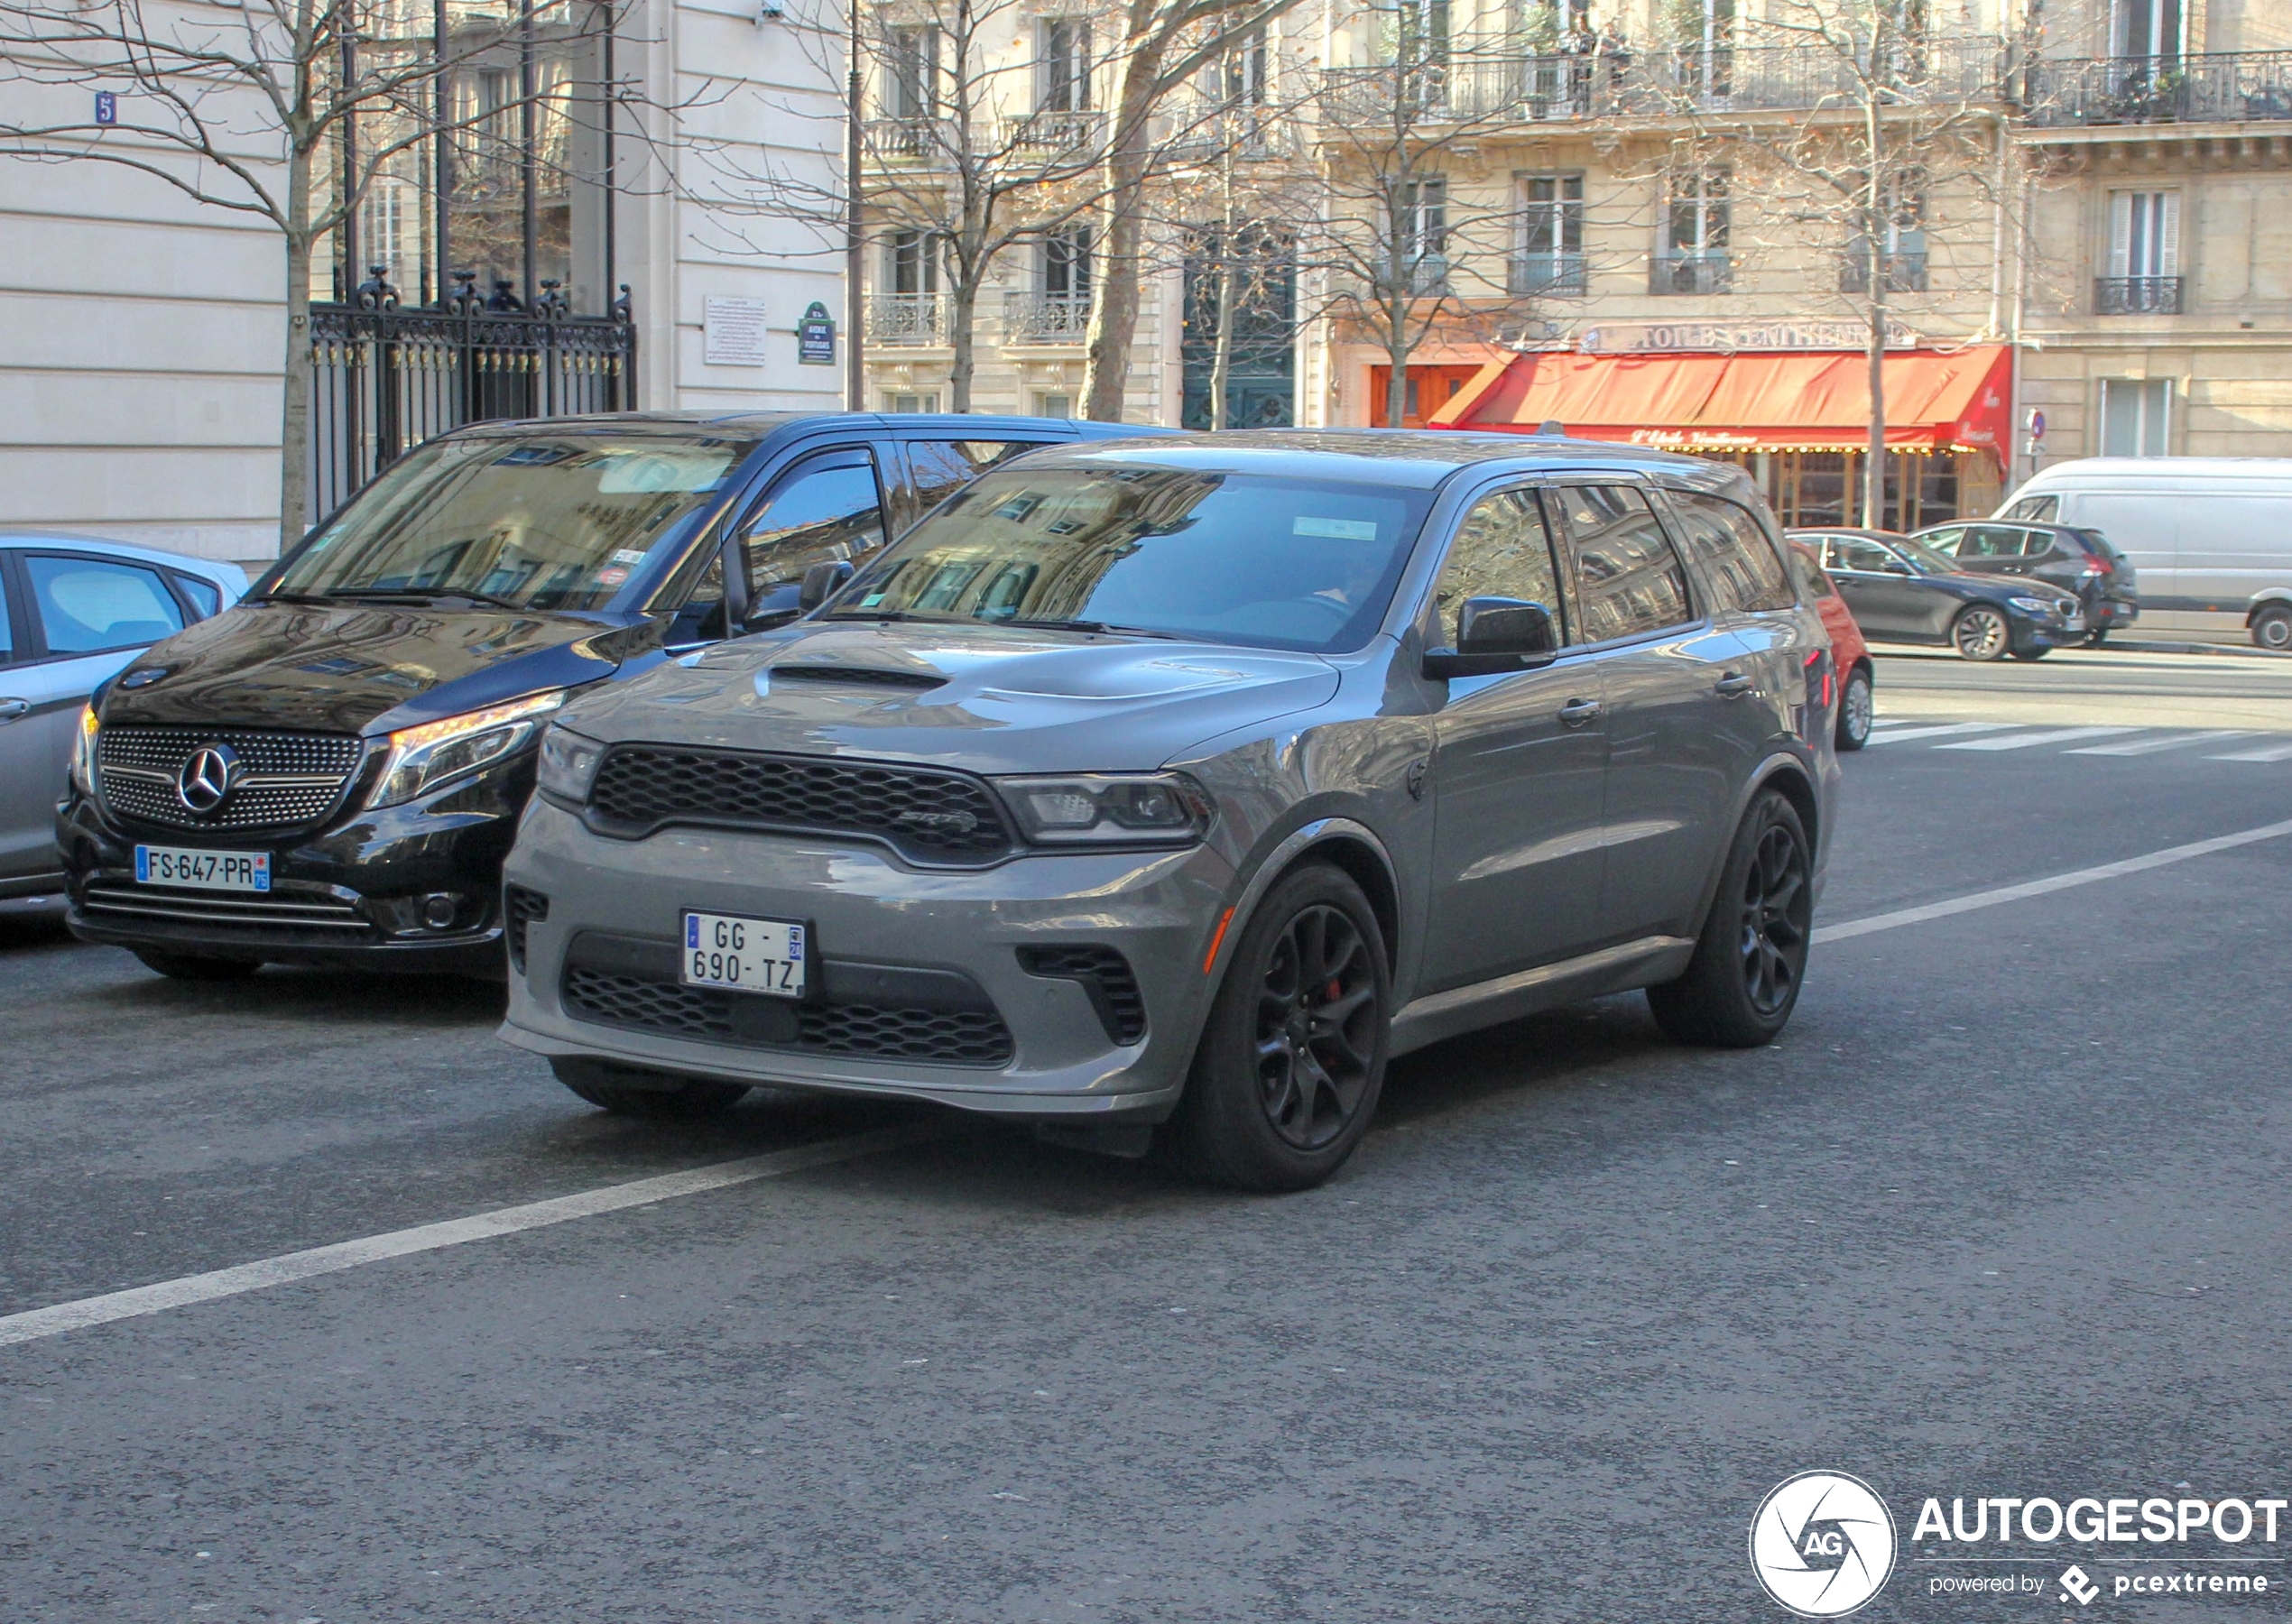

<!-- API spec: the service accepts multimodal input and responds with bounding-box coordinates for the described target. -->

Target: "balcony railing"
[1650,251,1731,295]
[2093,276,2184,315]
[1510,252,1587,296]
[1318,38,2005,125]
[1840,251,1929,292]
[866,293,950,345]
[999,110,1104,156]
[2025,51,2292,127]
[1158,100,1295,159]
[1371,254,1451,297]
[864,116,946,159]
[1003,291,1093,342]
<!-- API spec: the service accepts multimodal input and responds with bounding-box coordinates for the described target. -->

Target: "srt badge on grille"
[175,743,239,815]
[895,809,979,835]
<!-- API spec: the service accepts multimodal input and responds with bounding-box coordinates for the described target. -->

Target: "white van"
[1995,458,2292,650]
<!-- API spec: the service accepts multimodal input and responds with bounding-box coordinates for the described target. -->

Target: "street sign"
[2026,408,2046,441]
[94,92,116,125]
[798,300,836,366]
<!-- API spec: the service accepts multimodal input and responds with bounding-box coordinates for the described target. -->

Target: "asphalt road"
[3,652,2290,1623]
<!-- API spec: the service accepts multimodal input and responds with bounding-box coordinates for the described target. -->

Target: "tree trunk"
[1385,302,1411,428]
[279,223,313,555]
[948,277,978,411]
[1208,249,1236,428]
[1079,49,1165,422]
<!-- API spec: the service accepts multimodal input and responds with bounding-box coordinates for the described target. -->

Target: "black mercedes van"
[59,411,1163,979]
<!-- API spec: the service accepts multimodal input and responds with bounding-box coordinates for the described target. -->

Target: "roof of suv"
[440,410,1172,438]
[1020,428,1740,491]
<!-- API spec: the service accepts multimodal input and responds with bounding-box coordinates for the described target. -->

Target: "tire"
[2254,605,2292,652]
[2084,628,2110,648]
[1834,667,1874,752]
[1647,790,1814,1048]
[550,1056,749,1119]
[1168,863,1390,1193]
[1950,604,2011,661]
[2010,646,2049,661]
[133,949,262,982]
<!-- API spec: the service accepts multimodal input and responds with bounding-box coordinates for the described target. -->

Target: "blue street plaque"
[95,91,117,125]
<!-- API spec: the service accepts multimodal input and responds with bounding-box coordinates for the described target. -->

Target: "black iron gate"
[308,270,638,519]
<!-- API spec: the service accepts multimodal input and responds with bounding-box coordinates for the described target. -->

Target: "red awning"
[1428,346,2012,461]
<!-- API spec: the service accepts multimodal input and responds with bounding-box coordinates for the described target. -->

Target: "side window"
[0,565,14,663]
[1549,484,1693,642]
[738,456,888,618]
[1788,545,1837,601]
[26,554,185,655]
[903,438,1044,528]
[1958,525,2024,558]
[1668,492,1794,614]
[1830,538,1897,574]
[171,572,223,620]
[2018,528,2061,558]
[2006,494,2058,521]
[1919,525,1966,555]
[1430,488,1567,644]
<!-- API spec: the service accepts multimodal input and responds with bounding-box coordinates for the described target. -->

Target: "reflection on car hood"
[97,601,641,735]
[558,621,1344,774]
[1935,572,2078,604]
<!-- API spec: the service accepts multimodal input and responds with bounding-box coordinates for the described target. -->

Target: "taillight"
[1803,649,1833,712]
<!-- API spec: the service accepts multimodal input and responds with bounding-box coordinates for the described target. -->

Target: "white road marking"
[2208,738,2292,762]
[0,1121,952,1350]
[1861,722,2018,745]
[2066,730,2255,756]
[1935,725,2141,752]
[1813,816,2292,946]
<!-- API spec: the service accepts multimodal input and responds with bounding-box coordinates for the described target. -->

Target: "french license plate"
[681,911,806,998]
[134,844,272,891]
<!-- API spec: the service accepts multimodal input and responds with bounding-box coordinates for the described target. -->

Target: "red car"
[1789,540,1874,751]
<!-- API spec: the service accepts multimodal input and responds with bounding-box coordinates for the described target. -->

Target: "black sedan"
[1911,518,2139,646]
[1786,529,2086,661]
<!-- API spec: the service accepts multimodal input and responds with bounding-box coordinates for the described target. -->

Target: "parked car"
[1,534,245,916]
[57,411,1161,979]
[500,430,1839,1191]
[1911,518,2138,645]
[1996,457,2292,650]
[1787,540,1873,751]
[1787,528,2085,661]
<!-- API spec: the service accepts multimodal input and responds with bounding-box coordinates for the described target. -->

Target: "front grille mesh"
[505,886,550,973]
[97,727,364,832]
[1018,945,1147,1044]
[562,967,1016,1067]
[587,745,1012,864]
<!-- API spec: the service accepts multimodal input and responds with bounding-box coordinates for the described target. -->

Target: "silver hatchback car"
[500,432,1839,1190]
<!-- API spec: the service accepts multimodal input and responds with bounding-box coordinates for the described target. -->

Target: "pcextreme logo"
[1751,1472,1899,1618]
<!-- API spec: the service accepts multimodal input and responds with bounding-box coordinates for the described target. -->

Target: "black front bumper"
[55,762,533,974]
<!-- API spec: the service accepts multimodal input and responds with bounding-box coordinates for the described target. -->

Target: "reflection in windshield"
[270,434,755,612]
[825,467,1431,652]
[1894,538,1961,575]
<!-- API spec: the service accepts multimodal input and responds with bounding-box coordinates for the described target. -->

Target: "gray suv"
[499,432,1839,1190]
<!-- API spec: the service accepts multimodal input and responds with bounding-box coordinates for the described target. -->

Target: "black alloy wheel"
[1169,863,1391,1192]
[1951,604,2011,661]
[1648,790,1814,1047]
[1835,668,1873,752]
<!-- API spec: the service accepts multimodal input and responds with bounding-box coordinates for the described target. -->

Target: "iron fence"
[2025,51,2292,126]
[308,269,637,521]
[2093,276,2184,315]
[865,293,951,345]
[1511,252,1588,296]
[1650,252,1732,295]
[1003,292,1094,342]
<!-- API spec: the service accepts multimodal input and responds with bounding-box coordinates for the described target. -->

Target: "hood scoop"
[764,663,947,691]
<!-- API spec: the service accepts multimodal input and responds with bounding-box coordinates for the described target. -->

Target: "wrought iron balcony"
[1369,254,1452,297]
[1840,251,1929,292]
[2024,51,2292,127]
[2093,276,2184,315]
[1510,252,1587,296]
[865,293,950,345]
[1003,292,1093,343]
[999,110,1104,156]
[1650,251,1731,295]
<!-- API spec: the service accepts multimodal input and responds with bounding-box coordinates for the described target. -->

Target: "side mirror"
[799,559,855,614]
[1422,597,1558,680]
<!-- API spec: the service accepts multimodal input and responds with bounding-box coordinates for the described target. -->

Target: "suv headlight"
[70,703,99,796]
[2008,595,2063,615]
[535,723,608,807]
[994,772,1213,846]
[367,689,566,809]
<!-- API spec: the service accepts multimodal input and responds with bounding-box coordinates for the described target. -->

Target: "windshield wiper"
[246,590,335,606]
[999,617,1187,640]
[820,609,944,624]
[327,586,524,611]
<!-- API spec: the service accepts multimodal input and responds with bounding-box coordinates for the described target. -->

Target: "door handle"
[1714,672,1754,698]
[1557,697,1603,727]
[0,698,28,723]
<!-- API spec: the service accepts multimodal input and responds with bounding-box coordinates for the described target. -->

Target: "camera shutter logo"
[1750,1471,1897,1618]
[175,743,238,815]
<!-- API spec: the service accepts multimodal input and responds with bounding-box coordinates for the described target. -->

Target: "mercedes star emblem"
[175,743,238,816]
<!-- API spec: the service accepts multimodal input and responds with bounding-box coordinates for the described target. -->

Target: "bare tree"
[0,0,647,548]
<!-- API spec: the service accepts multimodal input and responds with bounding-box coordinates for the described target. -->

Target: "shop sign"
[1578,318,1922,354]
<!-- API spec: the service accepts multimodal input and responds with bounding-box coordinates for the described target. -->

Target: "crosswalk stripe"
[1861,722,2018,745]
[2066,730,2257,756]
[1936,726,2141,752]
[2207,738,2292,762]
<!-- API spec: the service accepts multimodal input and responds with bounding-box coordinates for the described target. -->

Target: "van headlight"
[994,772,1213,846]
[367,689,566,809]
[70,703,100,796]
[534,724,608,807]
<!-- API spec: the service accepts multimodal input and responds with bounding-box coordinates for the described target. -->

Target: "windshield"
[1894,537,1962,575]
[268,432,756,612]
[823,466,1434,652]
